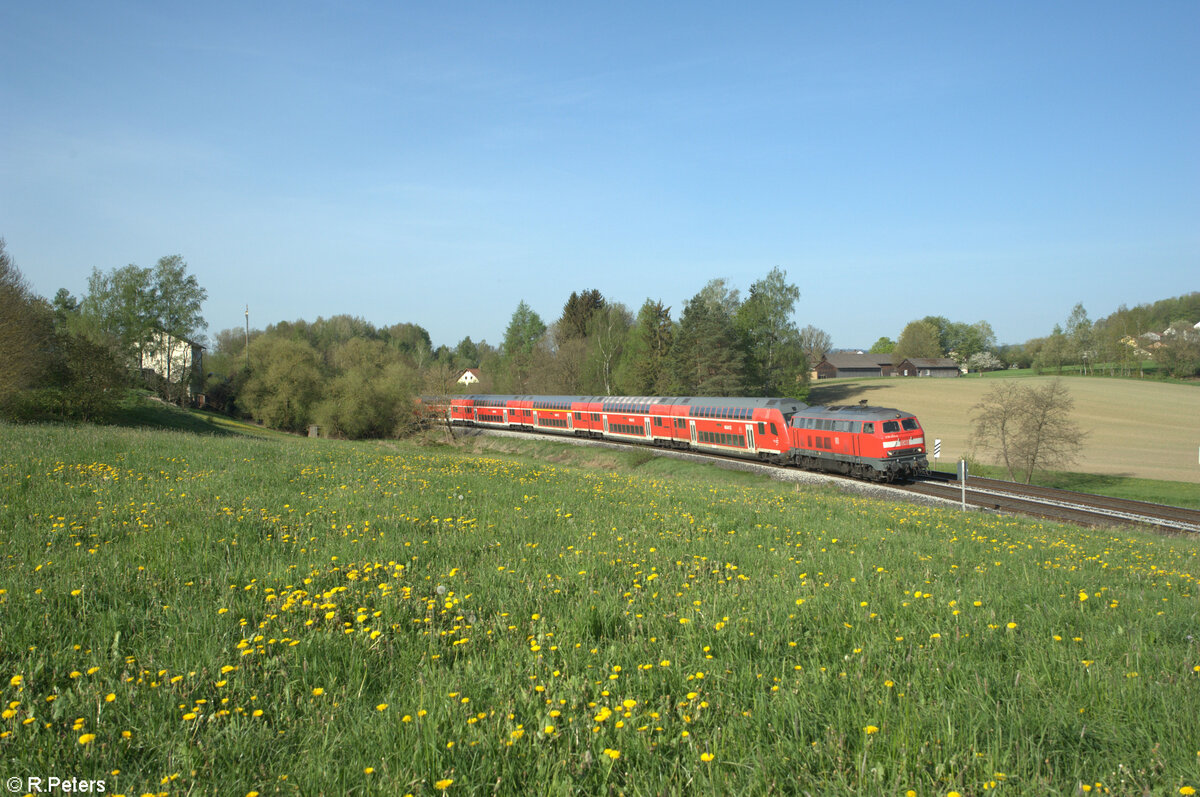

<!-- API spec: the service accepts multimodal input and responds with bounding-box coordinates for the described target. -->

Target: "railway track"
[454,424,1200,535]
[908,471,1200,534]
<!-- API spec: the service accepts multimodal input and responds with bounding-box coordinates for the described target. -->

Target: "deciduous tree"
[971,379,1087,483]
[151,255,208,402]
[0,239,53,401]
[736,268,806,397]
[799,325,833,369]
[241,336,324,432]
[893,320,942,361]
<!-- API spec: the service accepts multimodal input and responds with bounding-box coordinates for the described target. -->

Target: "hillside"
[2,423,1198,794]
[809,376,1200,485]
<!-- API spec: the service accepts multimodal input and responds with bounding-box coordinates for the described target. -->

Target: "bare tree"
[798,325,833,371]
[971,378,1087,483]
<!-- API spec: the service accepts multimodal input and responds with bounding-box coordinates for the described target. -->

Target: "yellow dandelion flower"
[9,675,21,687]
[434,778,453,790]
[701,752,715,762]
[311,687,324,696]
[603,748,620,760]
[105,693,116,702]
[864,725,879,734]
[364,767,374,774]
[78,733,96,744]
[376,703,389,711]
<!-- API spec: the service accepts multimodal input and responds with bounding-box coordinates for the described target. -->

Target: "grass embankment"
[809,375,1200,488]
[2,424,1198,796]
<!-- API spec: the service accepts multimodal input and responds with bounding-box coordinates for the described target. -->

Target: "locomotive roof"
[796,404,917,421]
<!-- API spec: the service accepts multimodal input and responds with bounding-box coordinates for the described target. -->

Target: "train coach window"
[863,423,874,434]
[758,422,765,435]
[882,421,900,433]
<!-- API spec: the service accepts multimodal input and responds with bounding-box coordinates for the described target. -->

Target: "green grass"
[2,423,1199,795]
[106,390,293,439]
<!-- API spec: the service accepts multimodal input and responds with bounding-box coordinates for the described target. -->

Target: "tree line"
[868,293,1200,378]
[0,239,206,422]
[4,230,1195,439]
[199,268,820,438]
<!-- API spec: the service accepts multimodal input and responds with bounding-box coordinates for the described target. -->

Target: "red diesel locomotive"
[446,394,928,482]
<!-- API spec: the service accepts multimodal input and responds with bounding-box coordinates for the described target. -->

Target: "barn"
[895,358,961,377]
[815,353,894,379]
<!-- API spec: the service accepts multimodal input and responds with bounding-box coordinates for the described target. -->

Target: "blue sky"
[3,1,1197,352]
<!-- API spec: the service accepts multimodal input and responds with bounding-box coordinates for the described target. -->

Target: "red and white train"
[443,394,928,482]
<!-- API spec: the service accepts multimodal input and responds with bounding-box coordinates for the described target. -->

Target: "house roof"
[898,357,959,369]
[820,352,893,368]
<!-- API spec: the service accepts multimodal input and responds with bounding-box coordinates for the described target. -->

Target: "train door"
[603,415,609,434]
[746,425,755,451]
[645,418,651,438]
[689,420,697,445]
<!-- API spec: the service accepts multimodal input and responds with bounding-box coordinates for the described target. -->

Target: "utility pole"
[244,305,250,370]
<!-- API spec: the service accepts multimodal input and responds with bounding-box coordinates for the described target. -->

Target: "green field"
[2,422,1198,796]
[809,376,1200,486]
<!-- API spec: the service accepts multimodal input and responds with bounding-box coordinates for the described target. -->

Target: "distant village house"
[456,368,481,386]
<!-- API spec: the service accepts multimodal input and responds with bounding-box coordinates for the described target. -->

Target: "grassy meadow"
[809,376,1200,487]
[2,422,1199,796]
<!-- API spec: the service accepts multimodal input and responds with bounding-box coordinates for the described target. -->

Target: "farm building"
[815,353,894,379]
[895,357,961,377]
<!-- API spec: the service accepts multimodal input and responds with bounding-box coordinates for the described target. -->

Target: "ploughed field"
[809,375,1200,485]
[2,423,1198,796]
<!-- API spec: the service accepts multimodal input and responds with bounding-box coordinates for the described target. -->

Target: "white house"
[143,331,205,396]
[456,368,481,386]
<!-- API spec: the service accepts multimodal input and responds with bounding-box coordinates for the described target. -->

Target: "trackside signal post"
[957,459,968,511]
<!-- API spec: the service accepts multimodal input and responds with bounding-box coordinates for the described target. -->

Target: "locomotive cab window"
[863,423,874,434]
[882,421,900,433]
[902,418,921,431]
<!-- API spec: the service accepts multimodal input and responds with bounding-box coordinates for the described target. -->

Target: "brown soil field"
[808,376,1200,484]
